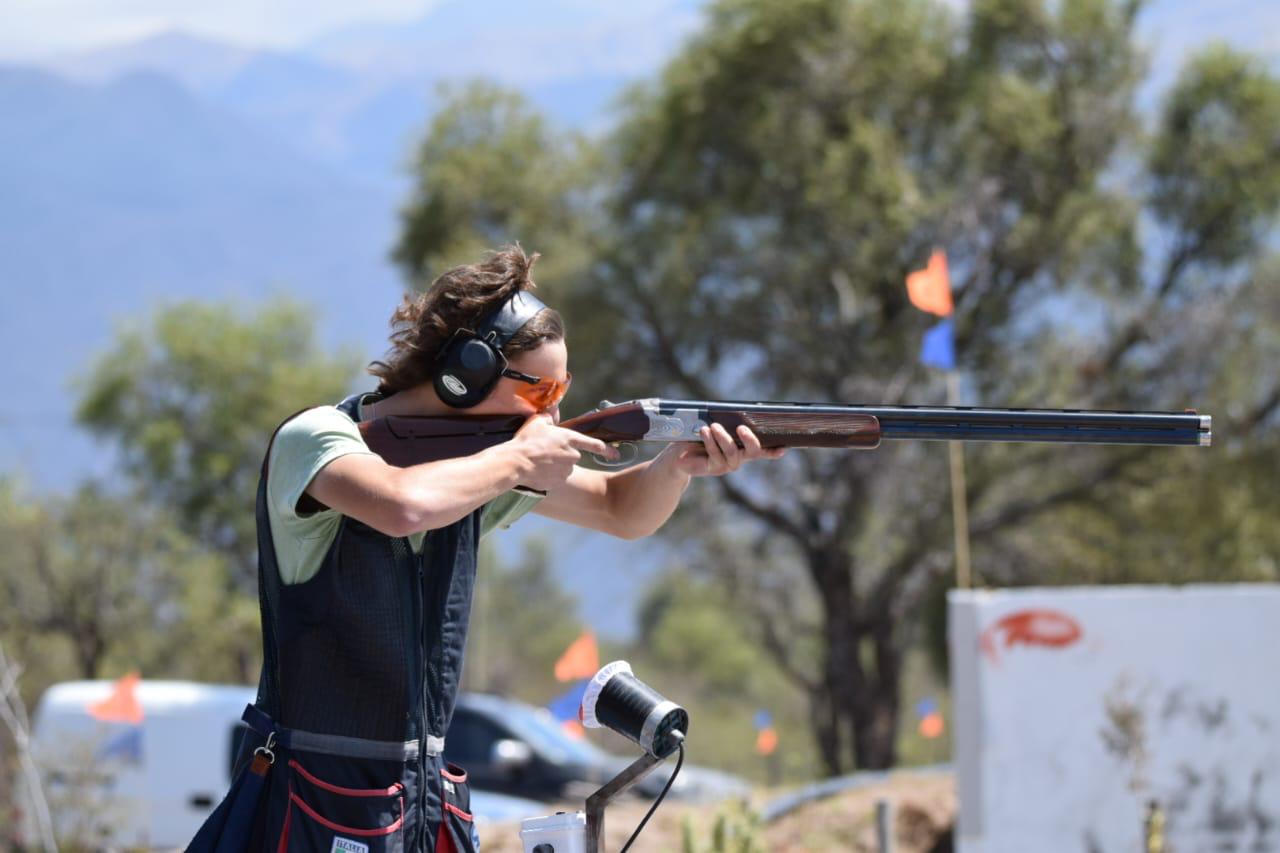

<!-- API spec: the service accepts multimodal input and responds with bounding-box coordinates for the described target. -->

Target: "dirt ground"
[478,772,956,852]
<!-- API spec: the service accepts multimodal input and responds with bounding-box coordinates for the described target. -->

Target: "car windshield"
[495,702,609,765]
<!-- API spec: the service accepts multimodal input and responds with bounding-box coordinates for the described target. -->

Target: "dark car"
[445,693,751,804]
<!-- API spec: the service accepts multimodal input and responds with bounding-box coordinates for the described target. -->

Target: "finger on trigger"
[571,433,619,461]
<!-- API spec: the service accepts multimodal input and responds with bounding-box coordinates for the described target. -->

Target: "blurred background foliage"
[395,0,1280,773]
[1,0,1277,784]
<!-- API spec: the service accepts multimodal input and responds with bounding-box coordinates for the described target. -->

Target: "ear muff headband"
[474,290,548,350]
[434,290,549,408]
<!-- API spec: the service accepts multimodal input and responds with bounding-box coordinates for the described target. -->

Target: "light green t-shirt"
[266,402,542,585]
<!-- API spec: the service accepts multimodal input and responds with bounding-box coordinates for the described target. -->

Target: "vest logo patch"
[442,375,468,396]
[331,838,369,853]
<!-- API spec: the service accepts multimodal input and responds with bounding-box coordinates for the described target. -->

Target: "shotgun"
[358,398,1212,469]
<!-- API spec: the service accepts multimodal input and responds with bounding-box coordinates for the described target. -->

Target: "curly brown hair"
[368,245,564,395]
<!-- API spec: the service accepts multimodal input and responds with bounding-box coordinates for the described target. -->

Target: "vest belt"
[241,704,443,759]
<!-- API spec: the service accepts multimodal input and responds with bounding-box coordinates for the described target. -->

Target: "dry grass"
[477,772,956,852]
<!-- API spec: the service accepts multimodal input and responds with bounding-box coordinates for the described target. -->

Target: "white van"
[17,680,255,850]
[16,680,558,849]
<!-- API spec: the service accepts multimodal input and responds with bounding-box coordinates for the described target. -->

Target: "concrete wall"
[949,585,1280,853]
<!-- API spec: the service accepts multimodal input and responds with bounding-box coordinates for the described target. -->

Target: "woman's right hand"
[505,413,620,491]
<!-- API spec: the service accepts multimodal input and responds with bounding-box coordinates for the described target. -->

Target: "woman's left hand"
[667,423,786,478]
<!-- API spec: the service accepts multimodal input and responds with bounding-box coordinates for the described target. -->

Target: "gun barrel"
[650,400,1211,447]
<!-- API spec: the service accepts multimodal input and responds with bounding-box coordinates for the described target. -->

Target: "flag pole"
[906,248,970,587]
[946,371,972,588]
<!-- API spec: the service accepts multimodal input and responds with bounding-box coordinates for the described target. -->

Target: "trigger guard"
[592,442,638,469]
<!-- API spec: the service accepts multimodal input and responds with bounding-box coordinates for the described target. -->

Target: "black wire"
[620,742,685,853]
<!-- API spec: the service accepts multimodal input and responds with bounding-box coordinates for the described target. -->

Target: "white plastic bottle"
[519,811,588,853]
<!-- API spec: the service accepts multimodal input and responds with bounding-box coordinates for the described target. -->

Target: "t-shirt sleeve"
[266,406,376,584]
[268,406,375,520]
[480,489,545,539]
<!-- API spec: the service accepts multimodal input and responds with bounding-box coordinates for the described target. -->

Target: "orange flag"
[755,727,779,756]
[918,712,945,739]
[88,672,144,725]
[554,632,599,682]
[906,250,953,317]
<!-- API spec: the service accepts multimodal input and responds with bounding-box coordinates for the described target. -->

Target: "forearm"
[604,445,692,539]
[391,444,529,534]
[312,443,528,538]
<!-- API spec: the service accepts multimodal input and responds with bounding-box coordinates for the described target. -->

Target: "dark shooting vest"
[241,393,481,853]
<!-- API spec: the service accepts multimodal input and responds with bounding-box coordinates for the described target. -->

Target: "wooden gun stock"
[358,413,528,467]
[356,404,663,468]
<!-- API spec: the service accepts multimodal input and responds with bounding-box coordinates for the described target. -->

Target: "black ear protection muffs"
[433,289,550,408]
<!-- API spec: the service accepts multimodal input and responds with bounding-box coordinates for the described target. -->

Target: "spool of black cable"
[579,661,689,759]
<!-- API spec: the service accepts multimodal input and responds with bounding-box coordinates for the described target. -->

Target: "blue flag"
[920,318,956,370]
[97,726,143,764]
[753,710,774,730]
[548,680,589,723]
[915,697,938,719]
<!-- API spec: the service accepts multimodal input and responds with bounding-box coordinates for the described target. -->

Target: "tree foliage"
[0,482,235,705]
[391,82,620,413]
[74,299,362,588]
[397,0,1280,774]
[465,538,586,702]
[393,81,599,295]
[634,567,818,781]
[595,0,1280,773]
[64,299,362,684]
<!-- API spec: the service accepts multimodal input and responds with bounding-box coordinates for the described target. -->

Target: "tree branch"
[714,475,814,550]
[969,448,1147,539]
[618,271,718,400]
[747,593,819,694]
[1099,236,1203,373]
[0,643,57,852]
[1240,384,1280,434]
[863,518,947,625]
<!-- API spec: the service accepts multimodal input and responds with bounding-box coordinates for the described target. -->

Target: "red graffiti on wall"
[980,609,1082,664]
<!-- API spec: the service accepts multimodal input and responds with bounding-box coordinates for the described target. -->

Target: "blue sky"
[4,1,1275,97]
[0,0,439,58]
[0,0,695,61]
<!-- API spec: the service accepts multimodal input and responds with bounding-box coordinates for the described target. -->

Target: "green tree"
[634,567,818,781]
[72,299,362,683]
[393,81,598,293]
[586,0,1280,773]
[75,299,362,590]
[394,1,1280,773]
[0,483,221,696]
[465,538,586,702]
[637,569,776,699]
[392,82,621,412]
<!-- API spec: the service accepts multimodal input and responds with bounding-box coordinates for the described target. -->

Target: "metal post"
[1144,800,1165,853]
[875,798,895,853]
[584,752,667,853]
